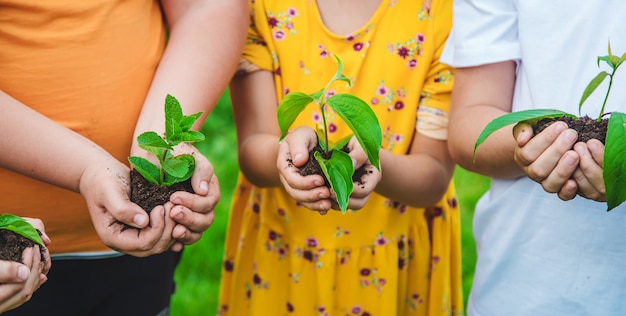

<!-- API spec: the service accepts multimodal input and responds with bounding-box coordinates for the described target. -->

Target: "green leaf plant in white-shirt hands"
[474,42,626,211]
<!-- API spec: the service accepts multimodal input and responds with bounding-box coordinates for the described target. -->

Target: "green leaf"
[0,214,44,246]
[330,134,354,151]
[163,154,195,185]
[579,71,609,112]
[473,109,575,160]
[180,112,203,132]
[330,55,352,87]
[604,112,626,211]
[137,131,170,149]
[170,130,205,145]
[128,156,161,185]
[277,92,316,140]
[164,94,183,141]
[314,150,354,214]
[326,94,382,169]
[137,131,171,159]
[598,56,614,69]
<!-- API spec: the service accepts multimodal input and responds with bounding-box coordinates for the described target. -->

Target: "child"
[219,0,463,314]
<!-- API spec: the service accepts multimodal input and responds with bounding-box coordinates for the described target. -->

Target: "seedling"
[128,94,205,186]
[0,214,44,247]
[277,55,382,213]
[474,42,626,210]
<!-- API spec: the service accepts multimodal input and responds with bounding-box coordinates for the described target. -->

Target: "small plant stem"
[159,151,168,185]
[319,101,330,154]
[599,72,614,121]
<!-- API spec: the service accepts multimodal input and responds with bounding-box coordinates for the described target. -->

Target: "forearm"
[238,134,282,188]
[448,104,523,179]
[0,91,118,192]
[132,0,247,141]
[375,149,454,207]
[448,62,524,179]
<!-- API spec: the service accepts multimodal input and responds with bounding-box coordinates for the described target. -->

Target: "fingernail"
[319,210,328,215]
[564,154,577,166]
[554,122,568,133]
[200,181,209,193]
[17,265,29,281]
[351,158,357,168]
[294,153,303,161]
[133,214,147,226]
[564,129,578,142]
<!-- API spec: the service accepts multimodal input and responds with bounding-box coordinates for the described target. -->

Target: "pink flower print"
[268,16,279,28]
[398,204,407,214]
[353,42,364,51]
[273,30,286,41]
[328,123,337,133]
[377,84,389,96]
[253,203,260,213]
[288,8,298,17]
[371,97,379,105]
[407,59,417,69]
[306,237,318,248]
[278,208,286,216]
[360,268,371,276]
[320,49,329,58]
[325,89,336,99]
[283,88,290,96]
[346,34,355,41]
[378,278,387,286]
[394,133,402,142]
[287,302,294,312]
[286,21,294,30]
[375,235,387,246]
[433,255,440,264]
[448,197,458,208]
[351,306,362,314]
[394,100,404,110]
[397,46,410,59]
[416,33,425,43]
[268,230,278,241]
[312,112,322,123]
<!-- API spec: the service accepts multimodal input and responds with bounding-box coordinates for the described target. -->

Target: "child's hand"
[513,121,580,200]
[328,136,381,211]
[81,158,178,257]
[22,218,51,275]
[571,139,606,202]
[277,126,333,214]
[167,143,220,251]
[0,246,46,313]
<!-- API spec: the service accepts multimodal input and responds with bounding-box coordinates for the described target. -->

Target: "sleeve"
[440,0,520,68]
[416,0,454,141]
[236,0,274,75]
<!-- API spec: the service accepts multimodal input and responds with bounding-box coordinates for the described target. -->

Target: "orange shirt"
[0,0,166,255]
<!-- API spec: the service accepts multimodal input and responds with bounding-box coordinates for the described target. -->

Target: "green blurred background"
[169,91,491,315]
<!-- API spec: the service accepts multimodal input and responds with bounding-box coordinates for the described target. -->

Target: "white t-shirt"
[442,1,626,315]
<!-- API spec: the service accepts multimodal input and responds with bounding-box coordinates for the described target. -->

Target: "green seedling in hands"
[0,214,44,247]
[277,55,383,213]
[128,94,205,186]
[474,41,626,211]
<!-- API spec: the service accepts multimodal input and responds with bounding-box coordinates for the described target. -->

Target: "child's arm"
[131,0,248,250]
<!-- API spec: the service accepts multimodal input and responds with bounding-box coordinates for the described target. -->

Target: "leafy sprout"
[473,42,626,211]
[0,214,44,247]
[128,94,205,186]
[277,55,383,213]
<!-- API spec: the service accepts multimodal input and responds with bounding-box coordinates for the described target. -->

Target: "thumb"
[105,190,149,228]
[512,122,534,146]
[0,259,29,283]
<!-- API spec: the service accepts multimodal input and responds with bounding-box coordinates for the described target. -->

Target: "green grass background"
[169,91,491,315]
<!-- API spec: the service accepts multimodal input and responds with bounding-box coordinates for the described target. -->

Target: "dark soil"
[129,169,195,213]
[289,144,372,188]
[534,115,608,144]
[0,229,46,263]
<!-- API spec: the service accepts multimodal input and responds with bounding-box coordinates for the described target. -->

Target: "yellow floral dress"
[218,0,463,315]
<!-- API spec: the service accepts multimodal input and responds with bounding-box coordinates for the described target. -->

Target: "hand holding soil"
[513,121,606,202]
[278,126,381,214]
